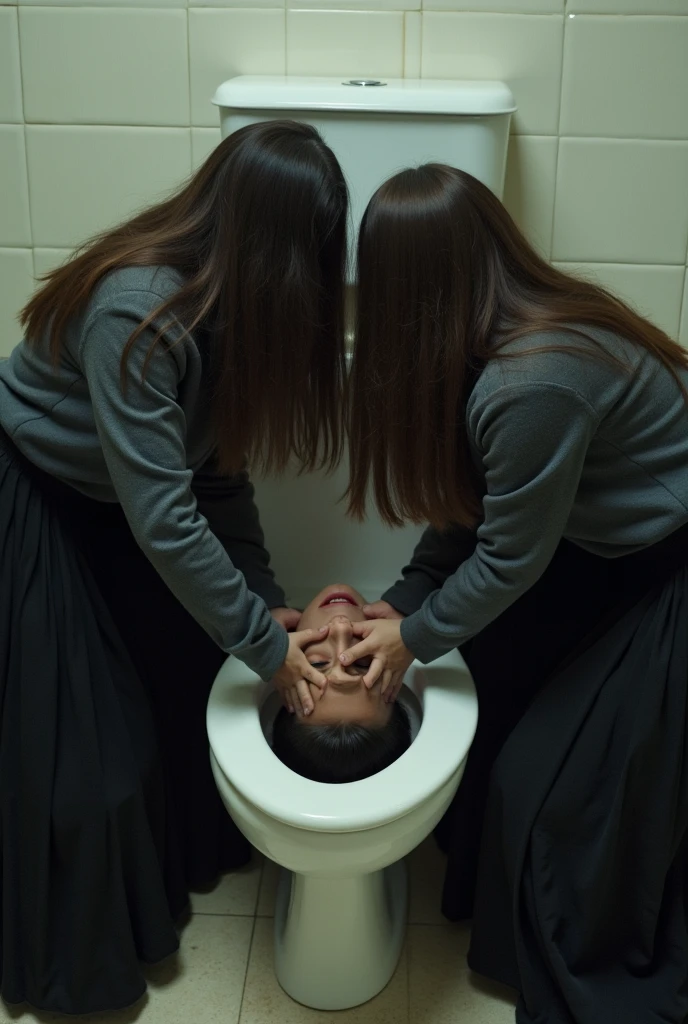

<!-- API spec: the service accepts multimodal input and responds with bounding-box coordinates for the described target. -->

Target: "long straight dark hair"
[348,163,688,530]
[21,120,349,475]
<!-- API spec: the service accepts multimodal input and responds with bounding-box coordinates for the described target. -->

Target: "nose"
[326,619,361,678]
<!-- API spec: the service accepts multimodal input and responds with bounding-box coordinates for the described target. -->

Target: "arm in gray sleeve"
[80,294,288,681]
[192,455,286,609]
[381,524,477,616]
[401,383,598,663]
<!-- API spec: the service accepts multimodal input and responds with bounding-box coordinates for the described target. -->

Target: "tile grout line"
[14,5,35,278]
[236,914,259,1024]
[185,3,192,148]
[548,135,560,262]
[547,2,570,262]
[11,124,688,143]
[678,269,687,345]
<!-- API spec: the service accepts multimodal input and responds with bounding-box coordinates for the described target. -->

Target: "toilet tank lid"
[213,76,516,116]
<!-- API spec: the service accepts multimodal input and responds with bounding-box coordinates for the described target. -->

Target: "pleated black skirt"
[0,430,250,1015]
[437,526,688,1024]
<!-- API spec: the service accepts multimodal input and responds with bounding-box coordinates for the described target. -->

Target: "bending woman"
[0,121,347,1014]
[344,164,688,1024]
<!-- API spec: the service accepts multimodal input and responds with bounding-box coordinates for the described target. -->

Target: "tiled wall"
[2,0,688,356]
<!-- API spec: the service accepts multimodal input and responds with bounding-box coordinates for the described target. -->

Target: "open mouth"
[319,592,359,608]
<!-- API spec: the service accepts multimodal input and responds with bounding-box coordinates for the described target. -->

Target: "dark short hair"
[271,702,412,784]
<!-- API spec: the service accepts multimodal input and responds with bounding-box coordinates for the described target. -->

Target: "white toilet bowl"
[207,649,477,1011]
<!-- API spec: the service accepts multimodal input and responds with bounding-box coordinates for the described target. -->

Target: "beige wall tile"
[291,0,418,8]
[239,917,409,1023]
[561,16,688,140]
[553,139,688,264]
[425,0,562,11]
[0,249,34,357]
[287,11,404,78]
[408,924,517,1024]
[503,135,558,258]
[553,262,685,339]
[20,8,189,127]
[189,9,286,129]
[26,126,191,248]
[190,857,263,917]
[0,8,23,123]
[568,0,688,12]
[0,126,31,248]
[421,13,564,135]
[192,0,284,6]
[140,915,252,1024]
[192,127,222,170]
[19,0,186,7]
[678,270,688,348]
[404,12,422,78]
[33,248,74,278]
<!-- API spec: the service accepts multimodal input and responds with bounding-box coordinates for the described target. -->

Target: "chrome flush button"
[343,79,387,87]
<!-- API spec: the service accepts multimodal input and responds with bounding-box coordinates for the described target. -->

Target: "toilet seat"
[207,649,477,833]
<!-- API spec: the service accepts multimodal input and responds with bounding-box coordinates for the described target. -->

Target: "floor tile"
[408,925,517,1024]
[191,857,263,917]
[239,919,408,1024]
[2,915,253,1024]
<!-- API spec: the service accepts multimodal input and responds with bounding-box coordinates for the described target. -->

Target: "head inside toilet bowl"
[271,584,412,784]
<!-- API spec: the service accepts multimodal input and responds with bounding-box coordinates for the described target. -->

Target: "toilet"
[206,75,514,1010]
[208,649,477,1011]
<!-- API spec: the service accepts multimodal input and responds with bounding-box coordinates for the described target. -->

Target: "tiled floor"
[1,839,517,1024]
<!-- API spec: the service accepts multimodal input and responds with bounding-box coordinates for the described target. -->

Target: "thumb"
[291,626,328,649]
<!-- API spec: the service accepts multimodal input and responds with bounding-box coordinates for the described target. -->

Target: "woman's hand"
[270,606,302,631]
[362,600,405,621]
[273,627,329,716]
[339,618,414,697]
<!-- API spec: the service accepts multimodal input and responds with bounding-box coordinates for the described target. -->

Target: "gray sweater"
[0,266,289,681]
[385,330,688,664]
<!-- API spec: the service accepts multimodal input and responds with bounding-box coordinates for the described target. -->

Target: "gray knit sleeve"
[400,382,598,663]
[79,293,288,680]
[381,524,477,616]
[191,454,287,610]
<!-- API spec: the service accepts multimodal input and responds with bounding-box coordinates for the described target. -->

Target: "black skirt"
[0,430,250,1015]
[437,527,688,1023]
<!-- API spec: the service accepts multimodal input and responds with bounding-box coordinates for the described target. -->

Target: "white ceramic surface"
[214,75,513,275]
[208,649,477,1009]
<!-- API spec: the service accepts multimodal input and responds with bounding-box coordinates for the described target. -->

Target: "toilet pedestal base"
[274,860,408,1010]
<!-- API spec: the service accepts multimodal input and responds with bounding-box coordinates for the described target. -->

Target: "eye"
[354,657,372,669]
[308,659,330,670]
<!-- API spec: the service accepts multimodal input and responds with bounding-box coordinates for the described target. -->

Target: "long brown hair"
[21,120,348,475]
[348,163,688,530]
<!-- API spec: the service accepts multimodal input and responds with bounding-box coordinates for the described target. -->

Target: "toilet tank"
[211,75,515,605]
[213,75,515,266]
